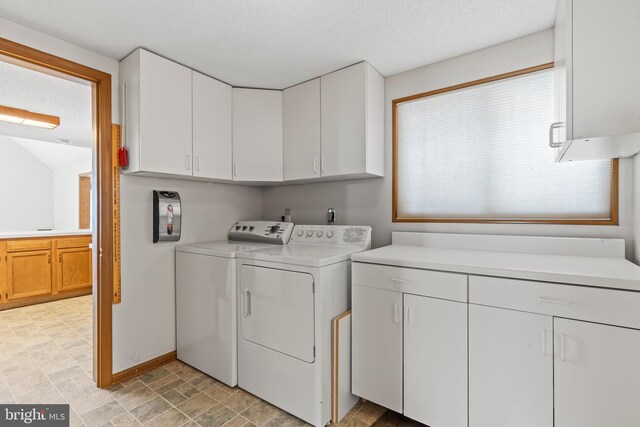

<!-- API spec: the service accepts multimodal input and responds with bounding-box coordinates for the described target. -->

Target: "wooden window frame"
[392,63,619,225]
[0,37,116,386]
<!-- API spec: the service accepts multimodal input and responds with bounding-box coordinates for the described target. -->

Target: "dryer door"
[240,265,315,363]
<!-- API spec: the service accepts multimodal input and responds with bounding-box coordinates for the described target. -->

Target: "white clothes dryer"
[236,225,371,426]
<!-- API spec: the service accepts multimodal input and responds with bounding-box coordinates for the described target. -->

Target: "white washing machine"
[175,221,293,386]
[236,225,371,426]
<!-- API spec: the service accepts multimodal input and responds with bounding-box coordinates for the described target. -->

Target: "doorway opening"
[0,37,114,388]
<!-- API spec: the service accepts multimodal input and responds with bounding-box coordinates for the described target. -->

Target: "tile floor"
[0,295,423,427]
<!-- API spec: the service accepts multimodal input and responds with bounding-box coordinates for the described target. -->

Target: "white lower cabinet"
[554,318,640,427]
[351,285,403,412]
[469,305,553,427]
[354,268,640,427]
[404,294,467,427]
[352,281,467,426]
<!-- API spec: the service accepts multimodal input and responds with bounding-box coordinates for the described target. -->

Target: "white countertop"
[0,230,92,239]
[351,244,640,292]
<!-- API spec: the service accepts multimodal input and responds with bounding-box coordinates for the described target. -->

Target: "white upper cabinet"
[192,71,232,180]
[283,78,321,181]
[120,49,193,176]
[554,0,640,161]
[321,62,384,178]
[232,88,283,182]
[120,51,383,184]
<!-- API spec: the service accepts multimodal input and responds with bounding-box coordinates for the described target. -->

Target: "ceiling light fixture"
[0,105,60,129]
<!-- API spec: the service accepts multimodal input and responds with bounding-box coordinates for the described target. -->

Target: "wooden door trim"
[0,37,114,387]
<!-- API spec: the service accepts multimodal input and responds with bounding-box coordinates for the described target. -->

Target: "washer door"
[240,265,315,363]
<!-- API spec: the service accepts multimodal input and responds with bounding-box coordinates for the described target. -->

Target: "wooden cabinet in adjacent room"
[0,234,92,310]
[6,249,52,301]
[56,237,92,292]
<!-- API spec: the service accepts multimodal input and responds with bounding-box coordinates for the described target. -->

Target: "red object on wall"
[118,146,128,168]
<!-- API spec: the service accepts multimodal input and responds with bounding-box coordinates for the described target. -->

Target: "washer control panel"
[228,221,294,245]
[290,225,371,249]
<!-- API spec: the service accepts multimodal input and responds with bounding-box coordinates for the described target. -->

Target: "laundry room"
[1,1,640,427]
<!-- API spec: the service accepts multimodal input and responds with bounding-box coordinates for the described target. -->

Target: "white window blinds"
[395,68,613,221]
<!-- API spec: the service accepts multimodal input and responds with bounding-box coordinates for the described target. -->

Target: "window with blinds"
[393,65,618,224]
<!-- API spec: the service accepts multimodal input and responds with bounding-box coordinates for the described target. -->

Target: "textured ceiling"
[0,0,556,89]
[0,60,93,147]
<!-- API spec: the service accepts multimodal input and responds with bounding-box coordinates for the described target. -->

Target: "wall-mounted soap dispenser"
[327,208,336,224]
[153,190,181,243]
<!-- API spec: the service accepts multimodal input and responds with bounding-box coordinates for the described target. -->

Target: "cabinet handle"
[321,157,326,173]
[548,121,565,148]
[404,306,410,326]
[243,289,251,317]
[313,158,319,174]
[393,303,400,323]
[537,296,572,305]
[194,156,200,172]
[234,162,238,177]
[392,277,413,285]
[560,333,566,362]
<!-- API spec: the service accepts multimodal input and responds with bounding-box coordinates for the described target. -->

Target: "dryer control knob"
[306,230,314,237]
[327,230,334,238]
[297,229,304,237]
[316,231,323,237]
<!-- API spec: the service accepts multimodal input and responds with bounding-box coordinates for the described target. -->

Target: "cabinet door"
[553,0,571,145]
[320,63,366,177]
[139,50,193,175]
[351,285,402,412]
[554,318,640,427]
[469,305,553,427]
[192,71,232,180]
[284,78,321,181]
[57,247,92,292]
[6,250,52,300]
[404,294,467,427]
[571,0,640,140]
[232,88,283,182]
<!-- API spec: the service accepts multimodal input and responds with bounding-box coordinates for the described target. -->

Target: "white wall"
[0,135,54,231]
[262,29,635,258]
[54,158,93,230]
[115,176,261,372]
[0,17,263,373]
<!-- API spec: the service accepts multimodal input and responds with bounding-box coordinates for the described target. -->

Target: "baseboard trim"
[112,351,177,385]
[0,288,92,311]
